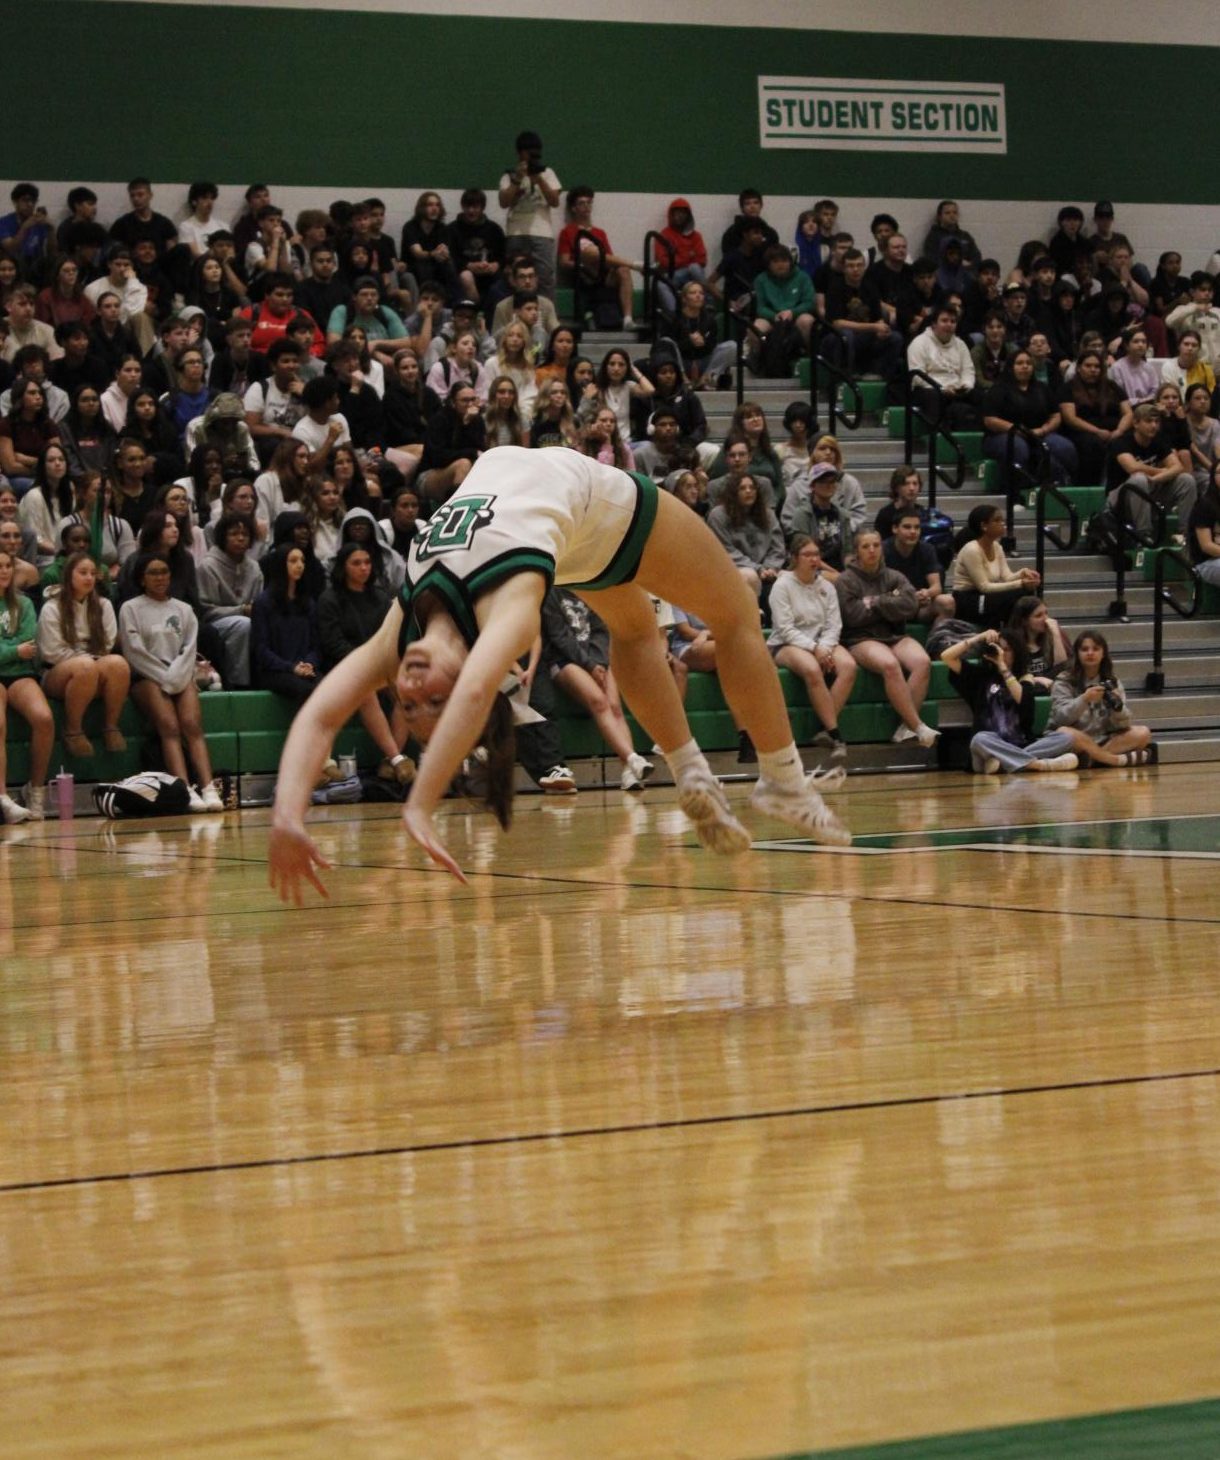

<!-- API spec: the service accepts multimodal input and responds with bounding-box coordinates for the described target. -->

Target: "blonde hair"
[812,434,843,467]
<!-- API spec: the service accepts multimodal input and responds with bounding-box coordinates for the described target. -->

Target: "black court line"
[4,1063,1218,1197]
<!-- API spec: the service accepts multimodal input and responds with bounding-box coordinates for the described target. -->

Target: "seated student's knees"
[1130,723,1152,747]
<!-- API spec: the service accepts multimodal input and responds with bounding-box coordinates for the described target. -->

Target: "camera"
[981,640,1003,664]
[1100,677,1122,711]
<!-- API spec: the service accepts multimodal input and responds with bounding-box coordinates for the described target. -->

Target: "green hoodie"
[0,594,37,678]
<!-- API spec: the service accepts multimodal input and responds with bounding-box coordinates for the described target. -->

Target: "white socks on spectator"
[758,744,806,792]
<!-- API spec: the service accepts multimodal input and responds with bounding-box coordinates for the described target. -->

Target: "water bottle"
[55,770,75,821]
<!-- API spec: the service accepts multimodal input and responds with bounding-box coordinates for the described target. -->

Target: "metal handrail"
[1002,425,1051,548]
[1108,480,1167,622]
[571,228,607,325]
[808,323,862,437]
[903,368,969,510]
[1146,545,1200,692]
[641,231,676,334]
[1033,483,1081,583]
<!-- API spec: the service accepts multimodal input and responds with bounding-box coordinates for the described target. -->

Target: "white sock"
[665,738,708,780]
[758,744,806,792]
[390,753,406,766]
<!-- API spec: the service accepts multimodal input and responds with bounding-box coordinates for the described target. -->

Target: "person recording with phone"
[941,628,1080,773]
[499,130,562,299]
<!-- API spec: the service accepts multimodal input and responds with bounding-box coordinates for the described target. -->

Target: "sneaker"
[750,774,852,847]
[622,315,636,330]
[22,783,46,821]
[102,726,127,753]
[676,768,752,854]
[0,793,31,825]
[812,730,837,750]
[891,724,917,744]
[378,755,417,785]
[538,765,578,795]
[829,738,848,763]
[317,757,345,785]
[914,723,941,749]
[187,787,208,813]
[972,755,1001,775]
[737,731,758,764]
[809,764,846,793]
[621,752,654,792]
[1027,753,1079,772]
[200,781,226,813]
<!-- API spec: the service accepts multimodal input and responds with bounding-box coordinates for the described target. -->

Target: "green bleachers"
[1140,549,1220,613]
[5,652,971,788]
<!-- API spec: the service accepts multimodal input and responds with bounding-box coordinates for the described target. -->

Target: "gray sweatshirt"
[196,544,263,621]
[1048,674,1132,737]
[118,594,198,694]
[707,504,786,573]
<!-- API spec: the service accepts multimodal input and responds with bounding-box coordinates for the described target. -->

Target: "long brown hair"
[722,474,769,530]
[58,551,108,655]
[0,549,22,626]
[479,692,516,830]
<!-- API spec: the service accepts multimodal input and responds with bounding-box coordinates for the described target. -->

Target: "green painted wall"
[16,3,1217,205]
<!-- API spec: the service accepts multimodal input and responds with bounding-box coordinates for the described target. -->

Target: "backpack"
[924,618,979,661]
[92,771,191,819]
[757,318,800,378]
[590,282,623,331]
[1084,506,1124,567]
[922,508,956,570]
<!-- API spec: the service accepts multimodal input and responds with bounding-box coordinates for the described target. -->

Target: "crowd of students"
[2,168,1203,821]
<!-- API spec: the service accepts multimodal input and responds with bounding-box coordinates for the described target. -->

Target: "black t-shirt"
[1057,379,1125,432]
[953,658,1035,743]
[1105,428,1171,489]
[884,536,939,589]
[807,503,846,569]
[866,259,913,307]
[720,215,779,258]
[825,275,884,327]
[1159,414,1190,453]
[720,247,766,299]
[1187,494,1220,565]
[448,217,507,270]
[109,211,179,257]
[982,378,1057,431]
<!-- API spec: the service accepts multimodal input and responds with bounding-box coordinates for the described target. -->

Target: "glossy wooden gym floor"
[2,764,1218,1458]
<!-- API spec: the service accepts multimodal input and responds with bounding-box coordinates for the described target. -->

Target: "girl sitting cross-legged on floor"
[940,627,1079,774]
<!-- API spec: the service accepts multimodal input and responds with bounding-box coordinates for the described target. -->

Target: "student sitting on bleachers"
[250,544,322,703]
[36,549,132,758]
[707,474,785,607]
[196,512,261,687]
[767,534,855,761]
[884,507,954,623]
[949,504,1040,626]
[118,552,224,811]
[317,540,414,785]
[541,586,653,792]
[836,527,938,748]
[0,545,53,821]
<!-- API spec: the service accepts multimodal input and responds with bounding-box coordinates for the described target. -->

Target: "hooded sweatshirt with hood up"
[657,199,707,272]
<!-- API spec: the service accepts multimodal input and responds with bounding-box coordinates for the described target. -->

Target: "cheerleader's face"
[395,640,464,739]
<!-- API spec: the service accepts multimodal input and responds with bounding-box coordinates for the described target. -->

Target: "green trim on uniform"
[466,548,556,600]
[397,549,556,655]
[568,471,659,592]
